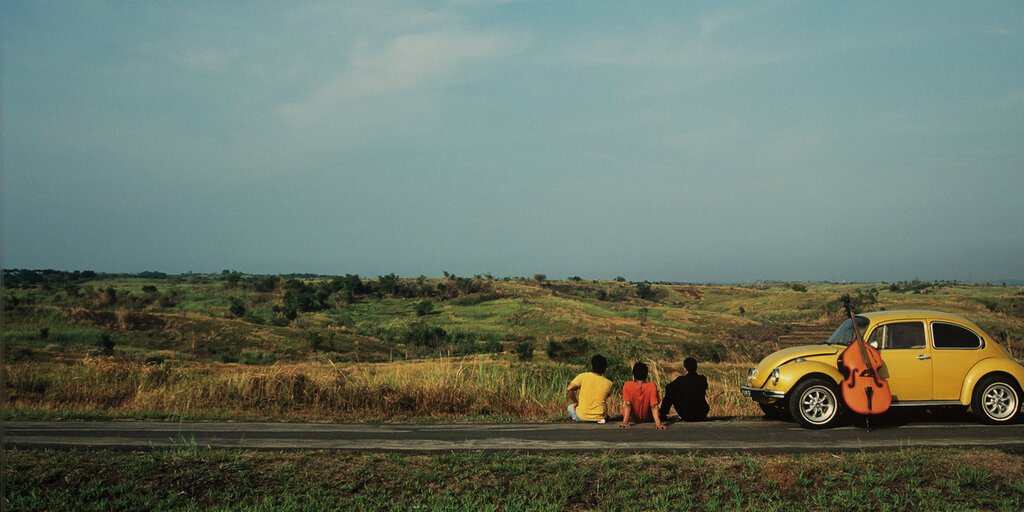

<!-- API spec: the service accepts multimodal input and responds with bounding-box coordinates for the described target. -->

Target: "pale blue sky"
[3,1,1023,282]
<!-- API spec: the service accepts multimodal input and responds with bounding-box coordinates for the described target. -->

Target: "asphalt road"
[6,415,1024,453]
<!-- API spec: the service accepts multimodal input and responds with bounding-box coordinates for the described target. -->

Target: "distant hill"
[4,272,1022,366]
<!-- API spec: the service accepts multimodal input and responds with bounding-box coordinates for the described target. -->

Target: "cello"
[838,298,892,419]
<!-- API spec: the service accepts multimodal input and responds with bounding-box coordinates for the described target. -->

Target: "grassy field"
[5,273,1024,511]
[5,447,1023,511]
[4,271,1024,422]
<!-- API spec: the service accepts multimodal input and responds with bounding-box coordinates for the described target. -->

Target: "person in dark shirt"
[659,357,710,422]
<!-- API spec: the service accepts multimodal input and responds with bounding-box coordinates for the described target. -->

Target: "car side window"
[873,322,926,350]
[932,322,982,349]
[867,327,884,348]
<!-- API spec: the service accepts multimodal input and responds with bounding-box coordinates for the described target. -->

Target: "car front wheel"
[789,378,843,429]
[972,376,1021,424]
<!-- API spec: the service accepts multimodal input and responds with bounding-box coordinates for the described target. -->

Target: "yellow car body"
[741,310,1024,428]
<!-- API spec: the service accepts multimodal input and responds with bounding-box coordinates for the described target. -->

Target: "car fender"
[959,357,1024,405]
[774,360,845,392]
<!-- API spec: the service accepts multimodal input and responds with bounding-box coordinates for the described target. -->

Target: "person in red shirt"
[619,361,666,429]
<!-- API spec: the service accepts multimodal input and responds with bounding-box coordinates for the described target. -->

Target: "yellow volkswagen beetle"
[741,310,1024,428]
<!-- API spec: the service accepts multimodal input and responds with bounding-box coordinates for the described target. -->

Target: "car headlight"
[771,368,780,386]
[748,367,758,382]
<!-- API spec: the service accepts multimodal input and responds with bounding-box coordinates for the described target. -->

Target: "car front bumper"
[740,386,786,404]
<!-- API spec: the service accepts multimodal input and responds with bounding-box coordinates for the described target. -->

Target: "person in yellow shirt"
[566,354,613,423]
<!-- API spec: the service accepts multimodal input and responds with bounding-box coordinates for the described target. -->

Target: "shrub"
[272,303,298,322]
[221,271,243,287]
[240,350,275,365]
[229,297,246,318]
[604,286,630,302]
[887,280,942,294]
[102,287,118,306]
[482,339,502,354]
[283,287,325,313]
[453,336,503,356]
[405,323,448,348]
[546,337,593,363]
[253,276,281,293]
[8,347,34,362]
[415,300,434,317]
[308,331,325,351]
[244,313,266,325]
[515,340,535,361]
[826,292,879,314]
[95,333,115,356]
[635,282,656,300]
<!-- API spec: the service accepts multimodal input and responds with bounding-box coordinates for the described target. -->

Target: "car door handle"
[916,354,931,361]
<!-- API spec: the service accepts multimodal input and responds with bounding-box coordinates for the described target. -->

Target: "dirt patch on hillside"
[671,287,704,300]
[64,308,167,331]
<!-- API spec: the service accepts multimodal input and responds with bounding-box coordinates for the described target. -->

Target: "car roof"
[859,309,973,325]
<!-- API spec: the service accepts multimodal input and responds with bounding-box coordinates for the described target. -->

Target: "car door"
[869,321,932,402]
[930,321,984,401]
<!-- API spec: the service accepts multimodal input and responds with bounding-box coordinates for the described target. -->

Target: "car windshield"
[825,316,870,346]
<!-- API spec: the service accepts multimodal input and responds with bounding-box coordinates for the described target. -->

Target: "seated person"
[659,357,710,422]
[566,354,613,423]
[619,361,666,429]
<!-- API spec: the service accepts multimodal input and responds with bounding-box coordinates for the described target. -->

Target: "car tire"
[971,375,1022,425]
[759,403,792,421]
[789,378,843,429]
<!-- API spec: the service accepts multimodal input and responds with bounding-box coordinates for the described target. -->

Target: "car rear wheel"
[972,376,1021,424]
[789,378,843,429]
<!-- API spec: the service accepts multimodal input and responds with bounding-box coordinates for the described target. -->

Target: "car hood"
[750,344,842,387]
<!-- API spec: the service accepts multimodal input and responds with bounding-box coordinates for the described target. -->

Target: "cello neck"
[845,300,880,383]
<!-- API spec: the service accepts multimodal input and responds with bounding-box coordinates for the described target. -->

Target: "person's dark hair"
[632,361,649,381]
[683,357,698,373]
[591,354,608,374]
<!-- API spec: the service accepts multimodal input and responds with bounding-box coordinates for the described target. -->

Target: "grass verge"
[5,448,1023,511]
[4,357,760,422]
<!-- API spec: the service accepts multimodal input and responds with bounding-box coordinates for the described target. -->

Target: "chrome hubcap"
[801,387,836,424]
[984,383,1018,420]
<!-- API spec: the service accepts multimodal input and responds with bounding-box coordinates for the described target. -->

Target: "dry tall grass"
[4,356,761,421]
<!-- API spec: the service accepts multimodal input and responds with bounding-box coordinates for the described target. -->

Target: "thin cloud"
[560,30,797,69]
[988,27,1013,36]
[279,29,521,124]
[339,3,459,32]
[995,89,1024,107]
[700,0,802,37]
[179,48,239,72]
[699,8,749,37]
[559,1,801,69]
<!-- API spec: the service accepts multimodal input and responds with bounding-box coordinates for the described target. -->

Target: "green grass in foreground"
[5,448,1024,511]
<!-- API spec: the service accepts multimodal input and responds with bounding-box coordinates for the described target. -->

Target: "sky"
[3,1,1023,283]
